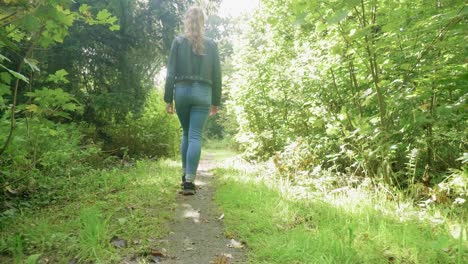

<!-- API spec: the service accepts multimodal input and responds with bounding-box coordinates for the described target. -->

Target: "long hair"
[184,6,205,55]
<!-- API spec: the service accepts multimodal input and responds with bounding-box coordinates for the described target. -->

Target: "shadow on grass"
[214,167,467,264]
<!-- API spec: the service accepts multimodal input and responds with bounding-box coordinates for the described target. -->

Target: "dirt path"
[160,153,247,264]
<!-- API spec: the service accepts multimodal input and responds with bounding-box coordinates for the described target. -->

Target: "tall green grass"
[0,159,180,263]
[214,160,467,263]
[78,206,110,262]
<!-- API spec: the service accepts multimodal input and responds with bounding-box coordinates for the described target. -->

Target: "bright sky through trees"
[218,0,260,17]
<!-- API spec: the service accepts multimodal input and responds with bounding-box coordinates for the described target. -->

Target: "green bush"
[0,117,103,203]
[229,0,467,193]
[1,83,103,197]
[99,90,180,159]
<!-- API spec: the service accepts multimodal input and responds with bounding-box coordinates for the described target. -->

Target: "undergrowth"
[0,159,180,263]
[213,151,467,264]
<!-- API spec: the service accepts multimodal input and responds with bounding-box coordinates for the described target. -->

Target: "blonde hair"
[184,6,205,55]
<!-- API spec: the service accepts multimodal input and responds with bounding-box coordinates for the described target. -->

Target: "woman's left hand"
[210,105,218,116]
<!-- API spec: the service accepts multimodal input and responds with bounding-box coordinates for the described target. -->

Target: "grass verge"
[0,159,180,263]
[213,152,467,264]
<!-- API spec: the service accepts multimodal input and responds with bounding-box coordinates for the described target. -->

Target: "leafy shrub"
[0,79,105,205]
[0,117,102,197]
[98,90,180,159]
[229,0,467,195]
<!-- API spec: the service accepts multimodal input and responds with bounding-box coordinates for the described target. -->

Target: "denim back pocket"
[192,82,212,106]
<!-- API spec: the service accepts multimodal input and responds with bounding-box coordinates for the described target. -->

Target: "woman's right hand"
[210,106,218,116]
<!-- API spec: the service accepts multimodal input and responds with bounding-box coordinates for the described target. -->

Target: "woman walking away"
[164,6,222,195]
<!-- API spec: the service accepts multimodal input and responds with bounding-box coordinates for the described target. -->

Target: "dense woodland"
[0,0,467,262]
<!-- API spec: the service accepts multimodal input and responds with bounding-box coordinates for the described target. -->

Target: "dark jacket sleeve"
[164,38,178,104]
[212,42,222,106]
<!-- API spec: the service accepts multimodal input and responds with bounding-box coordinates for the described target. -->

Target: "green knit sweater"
[164,36,222,106]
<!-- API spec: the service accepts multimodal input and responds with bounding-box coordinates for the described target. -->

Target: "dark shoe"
[182,181,196,195]
[180,175,186,187]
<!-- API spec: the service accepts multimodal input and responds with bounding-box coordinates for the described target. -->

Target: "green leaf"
[316,21,327,32]
[24,58,40,72]
[8,69,29,83]
[0,84,10,96]
[55,111,71,119]
[96,9,112,22]
[47,69,69,84]
[49,128,60,136]
[79,4,91,14]
[0,53,11,62]
[0,64,29,83]
[56,6,75,27]
[26,104,39,113]
[6,25,26,42]
[62,102,77,111]
[109,24,120,31]
[327,9,349,24]
[0,72,12,83]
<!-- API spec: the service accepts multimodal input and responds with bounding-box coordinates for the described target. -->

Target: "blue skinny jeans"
[174,81,211,182]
